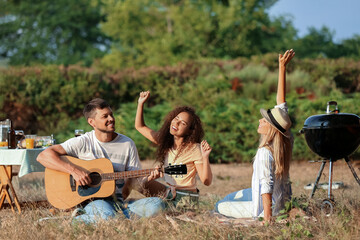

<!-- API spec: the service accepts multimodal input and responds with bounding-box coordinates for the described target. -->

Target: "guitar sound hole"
[89,172,102,186]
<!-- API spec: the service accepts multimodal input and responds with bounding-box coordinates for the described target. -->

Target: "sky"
[268,0,360,42]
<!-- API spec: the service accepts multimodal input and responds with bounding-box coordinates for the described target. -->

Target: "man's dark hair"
[83,98,111,119]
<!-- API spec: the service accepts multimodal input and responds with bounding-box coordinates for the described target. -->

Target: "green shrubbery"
[0,65,102,133]
[1,58,359,162]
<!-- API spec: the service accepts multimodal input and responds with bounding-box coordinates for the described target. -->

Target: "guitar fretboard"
[101,169,156,181]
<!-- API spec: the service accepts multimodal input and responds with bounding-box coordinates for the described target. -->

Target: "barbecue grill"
[301,101,360,215]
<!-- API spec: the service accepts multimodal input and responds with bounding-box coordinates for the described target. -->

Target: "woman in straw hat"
[215,49,295,223]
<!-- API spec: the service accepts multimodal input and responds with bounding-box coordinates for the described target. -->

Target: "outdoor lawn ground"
[0,158,359,239]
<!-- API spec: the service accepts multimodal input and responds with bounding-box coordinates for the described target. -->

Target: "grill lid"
[302,101,360,129]
[303,113,360,129]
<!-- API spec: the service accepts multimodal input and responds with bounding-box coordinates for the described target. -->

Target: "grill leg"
[345,156,360,186]
[328,159,334,200]
[310,160,326,199]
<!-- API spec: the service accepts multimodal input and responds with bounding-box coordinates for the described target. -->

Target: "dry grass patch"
[0,160,359,239]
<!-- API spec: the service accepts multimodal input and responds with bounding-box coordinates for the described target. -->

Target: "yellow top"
[164,143,203,192]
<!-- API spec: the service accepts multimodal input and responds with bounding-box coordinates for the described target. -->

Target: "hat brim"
[260,108,291,138]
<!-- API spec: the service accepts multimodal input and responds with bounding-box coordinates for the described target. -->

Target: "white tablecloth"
[0,147,45,177]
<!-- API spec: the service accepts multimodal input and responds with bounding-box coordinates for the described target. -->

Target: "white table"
[0,148,45,213]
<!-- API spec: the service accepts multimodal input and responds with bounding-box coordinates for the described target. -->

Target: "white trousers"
[215,188,259,218]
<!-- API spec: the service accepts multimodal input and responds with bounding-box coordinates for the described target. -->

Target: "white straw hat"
[260,107,292,138]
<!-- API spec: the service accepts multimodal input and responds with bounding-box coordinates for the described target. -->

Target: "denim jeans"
[74,197,165,224]
[215,188,254,218]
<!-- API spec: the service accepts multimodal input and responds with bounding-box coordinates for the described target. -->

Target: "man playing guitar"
[37,98,165,223]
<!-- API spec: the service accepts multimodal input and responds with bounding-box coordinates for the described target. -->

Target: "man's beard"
[98,127,115,134]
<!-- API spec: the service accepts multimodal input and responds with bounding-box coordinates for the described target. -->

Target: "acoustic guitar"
[45,156,187,209]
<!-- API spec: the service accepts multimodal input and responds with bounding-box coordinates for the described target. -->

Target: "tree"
[340,35,360,60]
[0,0,110,66]
[293,26,338,58]
[99,0,296,69]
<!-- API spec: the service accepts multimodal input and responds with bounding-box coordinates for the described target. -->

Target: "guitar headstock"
[164,164,187,175]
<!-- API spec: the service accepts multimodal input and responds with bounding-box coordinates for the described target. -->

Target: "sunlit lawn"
[1,159,359,239]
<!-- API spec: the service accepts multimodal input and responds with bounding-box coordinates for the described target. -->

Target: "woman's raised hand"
[138,90,150,104]
[279,49,295,67]
[277,49,294,104]
[198,140,213,185]
[201,140,212,159]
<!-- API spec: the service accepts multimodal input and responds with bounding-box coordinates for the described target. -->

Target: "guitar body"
[45,156,115,210]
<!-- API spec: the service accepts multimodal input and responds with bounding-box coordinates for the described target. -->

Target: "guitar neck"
[101,168,157,181]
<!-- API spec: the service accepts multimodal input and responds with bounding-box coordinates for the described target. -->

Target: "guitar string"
[101,169,154,180]
[100,165,184,180]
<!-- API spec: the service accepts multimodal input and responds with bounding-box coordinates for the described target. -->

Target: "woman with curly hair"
[135,92,212,208]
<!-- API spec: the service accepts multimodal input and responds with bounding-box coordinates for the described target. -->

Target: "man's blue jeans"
[74,197,165,224]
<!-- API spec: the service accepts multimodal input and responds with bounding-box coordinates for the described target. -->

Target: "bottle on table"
[51,134,56,145]
[7,119,16,149]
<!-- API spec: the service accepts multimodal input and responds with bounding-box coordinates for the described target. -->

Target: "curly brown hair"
[155,106,204,165]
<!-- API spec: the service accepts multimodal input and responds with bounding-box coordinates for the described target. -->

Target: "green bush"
[1,58,359,162]
[0,65,102,134]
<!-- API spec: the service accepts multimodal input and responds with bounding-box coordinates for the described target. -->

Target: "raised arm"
[195,140,213,186]
[277,49,295,105]
[135,91,158,144]
[37,145,91,186]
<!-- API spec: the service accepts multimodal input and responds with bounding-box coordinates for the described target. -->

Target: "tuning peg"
[169,163,172,166]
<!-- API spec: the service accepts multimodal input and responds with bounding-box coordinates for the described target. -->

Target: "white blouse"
[251,148,292,217]
[251,102,292,217]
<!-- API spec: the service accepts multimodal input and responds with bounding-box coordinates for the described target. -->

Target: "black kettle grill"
[301,101,360,214]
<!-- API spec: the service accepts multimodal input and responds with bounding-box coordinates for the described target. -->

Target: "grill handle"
[326,101,339,114]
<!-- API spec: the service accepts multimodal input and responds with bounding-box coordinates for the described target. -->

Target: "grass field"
[1,159,359,239]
